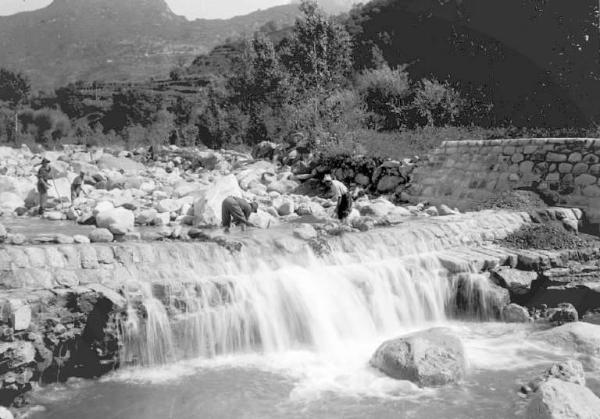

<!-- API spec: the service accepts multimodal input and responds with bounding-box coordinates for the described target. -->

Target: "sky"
[0,0,296,19]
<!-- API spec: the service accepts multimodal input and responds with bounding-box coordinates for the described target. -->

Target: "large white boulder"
[96,207,135,235]
[235,161,277,190]
[156,199,181,213]
[532,322,600,356]
[527,379,600,419]
[248,209,279,229]
[97,154,144,173]
[193,175,242,227]
[0,192,24,212]
[46,176,72,201]
[370,327,467,386]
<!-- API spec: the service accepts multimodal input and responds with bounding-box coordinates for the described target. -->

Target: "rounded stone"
[558,163,572,173]
[547,152,567,162]
[582,154,600,164]
[519,161,534,173]
[572,162,588,176]
[575,174,597,186]
[512,153,524,163]
[370,327,466,386]
[590,164,600,176]
[567,152,582,163]
[502,304,531,322]
[583,185,600,197]
[89,228,114,243]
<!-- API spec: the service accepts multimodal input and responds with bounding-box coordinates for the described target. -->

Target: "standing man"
[37,158,52,215]
[323,174,353,221]
[221,196,258,233]
[71,171,86,202]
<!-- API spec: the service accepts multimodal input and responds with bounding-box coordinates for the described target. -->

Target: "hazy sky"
[0,0,292,19]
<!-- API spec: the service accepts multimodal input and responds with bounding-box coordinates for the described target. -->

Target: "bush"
[356,65,412,130]
[413,79,463,126]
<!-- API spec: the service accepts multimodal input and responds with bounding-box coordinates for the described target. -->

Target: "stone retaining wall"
[409,138,600,228]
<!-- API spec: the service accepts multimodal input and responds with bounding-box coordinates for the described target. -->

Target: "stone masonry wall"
[410,138,600,227]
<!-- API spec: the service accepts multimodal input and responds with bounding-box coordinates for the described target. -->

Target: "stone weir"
[0,211,528,407]
[410,138,600,230]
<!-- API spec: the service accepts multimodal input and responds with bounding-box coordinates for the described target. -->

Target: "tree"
[0,68,30,106]
[413,79,463,126]
[55,83,86,118]
[281,0,353,93]
[356,65,412,130]
[104,89,163,131]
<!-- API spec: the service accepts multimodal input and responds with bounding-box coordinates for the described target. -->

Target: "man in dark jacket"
[37,158,52,215]
[221,196,259,233]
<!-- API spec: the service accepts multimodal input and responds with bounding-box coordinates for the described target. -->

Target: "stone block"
[512,153,524,163]
[572,162,588,175]
[583,185,600,197]
[79,245,99,269]
[574,174,597,186]
[590,164,600,176]
[558,163,572,173]
[519,161,534,173]
[547,152,567,162]
[582,154,600,165]
[568,152,582,163]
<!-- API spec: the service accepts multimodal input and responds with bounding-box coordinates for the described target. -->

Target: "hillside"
[0,0,303,88]
[348,0,600,127]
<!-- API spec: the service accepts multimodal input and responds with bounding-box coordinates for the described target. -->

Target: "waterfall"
[116,213,525,366]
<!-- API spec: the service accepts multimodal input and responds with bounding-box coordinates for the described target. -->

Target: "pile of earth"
[497,221,600,251]
[471,189,550,212]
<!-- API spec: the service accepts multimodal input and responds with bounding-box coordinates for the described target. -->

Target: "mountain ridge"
[0,0,305,88]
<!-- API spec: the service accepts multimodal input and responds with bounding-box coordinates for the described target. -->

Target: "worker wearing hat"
[221,196,258,233]
[323,174,353,221]
[37,158,52,215]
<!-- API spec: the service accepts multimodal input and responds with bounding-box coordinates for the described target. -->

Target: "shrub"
[413,78,464,126]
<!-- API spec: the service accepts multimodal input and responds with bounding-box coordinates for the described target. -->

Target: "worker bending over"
[221,196,258,233]
[323,174,353,221]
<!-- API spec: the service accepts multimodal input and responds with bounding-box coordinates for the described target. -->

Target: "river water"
[22,213,600,418]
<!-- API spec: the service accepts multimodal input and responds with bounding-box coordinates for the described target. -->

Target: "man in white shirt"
[323,174,353,221]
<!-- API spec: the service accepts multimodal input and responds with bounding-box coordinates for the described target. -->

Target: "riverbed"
[28,322,600,419]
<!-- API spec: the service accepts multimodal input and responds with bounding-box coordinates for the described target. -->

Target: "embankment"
[410,138,600,230]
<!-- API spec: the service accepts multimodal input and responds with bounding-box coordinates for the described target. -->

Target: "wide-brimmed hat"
[323,174,333,182]
[41,158,50,164]
[250,202,259,212]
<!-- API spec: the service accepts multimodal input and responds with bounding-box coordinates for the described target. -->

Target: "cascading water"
[118,219,512,367]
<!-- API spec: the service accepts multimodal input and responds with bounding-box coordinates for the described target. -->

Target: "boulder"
[0,407,14,419]
[438,204,459,216]
[370,327,466,386]
[267,178,300,195]
[0,341,35,369]
[93,200,115,215]
[293,224,318,240]
[96,208,135,235]
[502,303,532,323]
[156,199,181,213]
[73,234,91,244]
[377,175,403,193]
[527,379,600,419]
[193,175,242,227]
[548,303,579,325]
[1,299,31,331]
[248,209,278,229]
[359,199,396,218]
[0,192,24,213]
[97,154,144,173]
[136,209,158,225]
[532,322,600,356]
[235,161,277,190]
[89,228,114,243]
[274,197,295,216]
[296,202,327,217]
[153,212,171,226]
[492,267,537,296]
